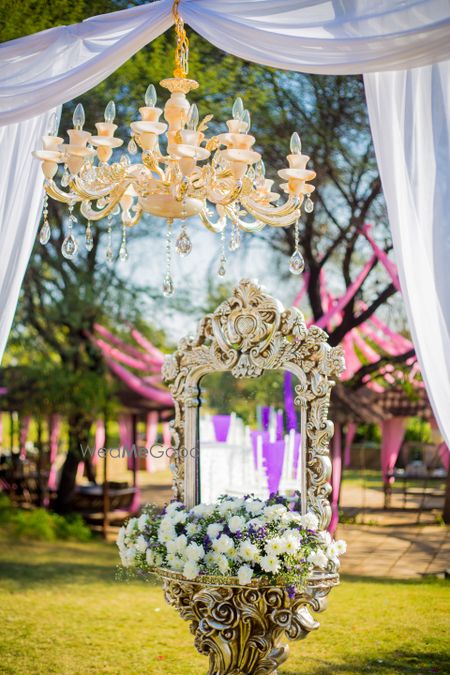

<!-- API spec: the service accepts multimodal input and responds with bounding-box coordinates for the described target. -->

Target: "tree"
[4,3,418,512]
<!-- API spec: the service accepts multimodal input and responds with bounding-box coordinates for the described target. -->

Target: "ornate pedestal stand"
[156,568,339,675]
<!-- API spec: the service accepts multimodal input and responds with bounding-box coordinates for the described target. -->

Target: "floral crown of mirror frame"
[162,279,345,526]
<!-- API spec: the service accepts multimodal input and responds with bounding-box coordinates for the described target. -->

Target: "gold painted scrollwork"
[162,279,344,525]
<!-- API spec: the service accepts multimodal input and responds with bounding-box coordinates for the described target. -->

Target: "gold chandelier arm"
[44,180,80,204]
[72,177,119,201]
[80,185,128,221]
[243,195,301,218]
[223,206,265,233]
[241,197,300,227]
[199,209,227,234]
[123,205,143,228]
[207,181,244,206]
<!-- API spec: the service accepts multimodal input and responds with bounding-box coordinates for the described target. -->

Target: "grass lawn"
[0,531,449,675]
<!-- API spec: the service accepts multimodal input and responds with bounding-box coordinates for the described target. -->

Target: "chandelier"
[32,1,316,295]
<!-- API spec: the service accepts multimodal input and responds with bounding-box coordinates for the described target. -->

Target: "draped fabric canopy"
[0,0,449,446]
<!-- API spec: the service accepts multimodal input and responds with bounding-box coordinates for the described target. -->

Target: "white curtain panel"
[365,62,450,445]
[0,0,449,442]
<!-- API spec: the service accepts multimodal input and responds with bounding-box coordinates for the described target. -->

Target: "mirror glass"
[198,371,304,504]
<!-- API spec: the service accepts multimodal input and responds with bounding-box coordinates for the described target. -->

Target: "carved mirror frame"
[162,279,345,528]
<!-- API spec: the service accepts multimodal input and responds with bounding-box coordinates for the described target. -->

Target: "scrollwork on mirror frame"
[162,278,345,524]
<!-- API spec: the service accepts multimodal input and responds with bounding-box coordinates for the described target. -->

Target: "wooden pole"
[102,413,109,540]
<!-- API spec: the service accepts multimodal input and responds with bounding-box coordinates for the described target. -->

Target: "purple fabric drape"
[329,422,342,534]
[212,414,232,442]
[344,422,357,467]
[276,411,284,440]
[381,417,407,484]
[283,372,297,431]
[251,431,285,495]
[261,407,270,431]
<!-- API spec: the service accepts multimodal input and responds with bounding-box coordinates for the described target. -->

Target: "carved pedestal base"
[156,569,338,675]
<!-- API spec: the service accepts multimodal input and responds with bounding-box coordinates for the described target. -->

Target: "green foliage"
[0,496,91,541]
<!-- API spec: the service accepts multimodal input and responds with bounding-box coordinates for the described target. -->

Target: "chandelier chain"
[172,0,189,79]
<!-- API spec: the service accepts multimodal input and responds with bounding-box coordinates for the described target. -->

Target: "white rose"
[137,513,147,530]
[166,539,178,554]
[239,540,260,563]
[228,515,246,534]
[260,554,281,574]
[245,499,264,516]
[212,534,234,554]
[185,543,205,561]
[215,554,230,575]
[319,531,333,547]
[207,523,223,539]
[135,535,148,553]
[158,527,176,544]
[171,511,187,525]
[145,549,154,566]
[229,497,245,511]
[335,539,347,555]
[176,534,188,553]
[125,518,137,535]
[183,560,200,580]
[237,564,254,585]
[217,500,235,516]
[263,504,287,522]
[300,512,319,530]
[166,501,183,515]
[307,550,328,569]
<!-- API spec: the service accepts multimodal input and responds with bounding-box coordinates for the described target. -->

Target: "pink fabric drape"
[362,223,401,291]
[92,336,151,371]
[92,418,106,467]
[292,271,310,307]
[145,411,158,472]
[0,411,3,447]
[19,415,31,460]
[48,414,61,490]
[381,417,407,484]
[438,442,449,471]
[329,422,342,534]
[129,327,164,363]
[344,422,357,467]
[314,255,376,330]
[119,413,134,471]
[105,357,173,406]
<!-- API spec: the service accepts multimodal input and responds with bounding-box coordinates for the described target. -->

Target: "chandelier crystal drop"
[32,1,315,290]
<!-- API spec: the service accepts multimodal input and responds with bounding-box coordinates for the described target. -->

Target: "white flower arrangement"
[117,494,346,595]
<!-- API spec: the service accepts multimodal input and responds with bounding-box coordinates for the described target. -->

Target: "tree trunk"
[54,413,92,514]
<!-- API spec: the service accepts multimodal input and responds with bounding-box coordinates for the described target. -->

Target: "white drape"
[365,62,450,444]
[0,0,449,442]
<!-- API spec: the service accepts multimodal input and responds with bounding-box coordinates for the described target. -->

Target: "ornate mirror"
[162,279,344,529]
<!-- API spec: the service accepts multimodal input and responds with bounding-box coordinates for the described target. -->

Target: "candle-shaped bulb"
[242,109,251,133]
[144,83,157,107]
[232,97,244,121]
[187,103,199,131]
[104,100,116,123]
[290,131,302,155]
[73,103,85,131]
[255,159,266,178]
[47,112,58,136]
